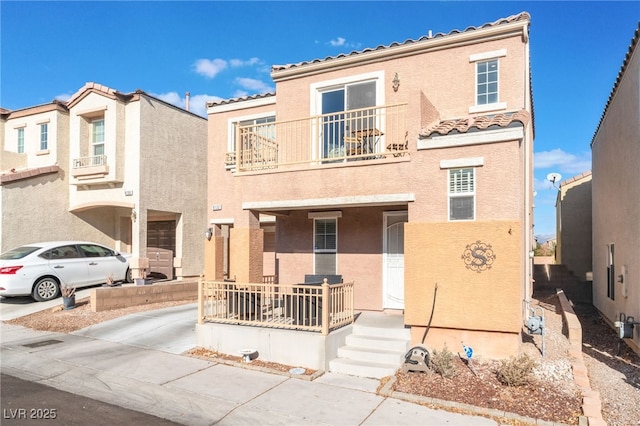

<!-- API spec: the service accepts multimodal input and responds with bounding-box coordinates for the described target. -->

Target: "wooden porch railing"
[197,278,355,335]
[229,103,408,172]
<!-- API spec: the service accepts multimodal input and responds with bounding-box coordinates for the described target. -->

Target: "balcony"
[71,154,109,179]
[227,103,408,172]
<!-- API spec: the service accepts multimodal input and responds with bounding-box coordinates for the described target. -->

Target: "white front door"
[383,211,407,309]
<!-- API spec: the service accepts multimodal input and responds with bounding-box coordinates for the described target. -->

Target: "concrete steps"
[329,312,410,379]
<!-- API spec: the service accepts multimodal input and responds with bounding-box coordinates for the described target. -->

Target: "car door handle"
[54,265,64,269]
[89,262,98,265]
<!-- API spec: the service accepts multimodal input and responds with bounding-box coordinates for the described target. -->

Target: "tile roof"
[271,12,531,72]
[559,170,592,188]
[0,165,60,185]
[419,110,531,138]
[591,22,640,147]
[206,92,275,108]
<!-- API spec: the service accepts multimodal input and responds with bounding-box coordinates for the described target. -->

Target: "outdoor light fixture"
[205,227,213,241]
[392,73,400,92]
[131,208,137,222]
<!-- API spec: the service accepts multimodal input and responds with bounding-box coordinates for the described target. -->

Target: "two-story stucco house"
[1,82,207,291]
[591,24,640,356]
[201,12,534,368]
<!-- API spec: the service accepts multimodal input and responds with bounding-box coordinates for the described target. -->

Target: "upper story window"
[312,72,384,159]
[227,114,275,167]
[476,60,498,105]
[40,123,48,150]
[469,49,506,114]
[17,128,25,153]
[449,168,475,221]
[92,119,105,156]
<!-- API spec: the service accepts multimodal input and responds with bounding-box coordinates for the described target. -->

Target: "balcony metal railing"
[72,154,107,169]
[197,278,355,335]
[228,103,408,172]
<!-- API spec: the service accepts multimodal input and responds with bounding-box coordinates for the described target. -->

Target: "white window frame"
[92,118,105,156]
[40,123,48,150]
[448,168,476,221]
[310,71,385,117]
[469,49,507,113]
[313,217,338,274]
[226,112,276,164]
[17,127,25,153]
[310,71,385,160]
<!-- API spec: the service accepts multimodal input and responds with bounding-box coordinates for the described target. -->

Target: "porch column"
[230,210,263,283]
[204,225,224,281]
[130,206,149,280]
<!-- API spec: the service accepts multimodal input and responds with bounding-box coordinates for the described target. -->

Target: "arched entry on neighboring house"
[147,220,175,279]
[383,211,407,309]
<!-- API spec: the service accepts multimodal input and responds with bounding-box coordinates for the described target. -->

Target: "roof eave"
[272,19,529,83]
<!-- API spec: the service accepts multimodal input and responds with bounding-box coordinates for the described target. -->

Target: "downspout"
[523,22,533,308]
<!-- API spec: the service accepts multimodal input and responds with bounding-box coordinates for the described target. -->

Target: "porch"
[197,278,356,336]
[196,279,410,374]
[227,103,408,172]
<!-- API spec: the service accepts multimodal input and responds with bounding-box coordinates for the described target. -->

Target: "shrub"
[430,345,457,379]
[497,354,536,386]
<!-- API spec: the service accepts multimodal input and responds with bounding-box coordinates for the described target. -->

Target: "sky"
[2,1,638,238]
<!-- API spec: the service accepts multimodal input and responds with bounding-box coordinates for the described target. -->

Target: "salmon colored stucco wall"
[273,36,526,128]
[404,221,522,333]
[274,207,394,310]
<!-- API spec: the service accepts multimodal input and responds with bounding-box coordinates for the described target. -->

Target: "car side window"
[79,244,113,258]
[44,245,81,260]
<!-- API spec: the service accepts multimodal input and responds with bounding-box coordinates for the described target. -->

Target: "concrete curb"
[556,289,607,426]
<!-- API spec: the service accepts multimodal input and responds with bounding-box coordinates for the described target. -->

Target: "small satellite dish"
[546,172,562,185]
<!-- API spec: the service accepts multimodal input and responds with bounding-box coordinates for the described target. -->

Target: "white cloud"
[233,90,249,98]
[151,91,222,117]
[534,176,556,191]
[235,77,274,93]
[55,93,73,102]
[230,57,260,67]
[329,37,346,47]
[194,58,227,78]
[534,149,591,175]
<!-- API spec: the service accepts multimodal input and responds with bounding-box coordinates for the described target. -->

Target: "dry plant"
[430,345,457,379]
[61,285,76,298]
[496,353,536,386]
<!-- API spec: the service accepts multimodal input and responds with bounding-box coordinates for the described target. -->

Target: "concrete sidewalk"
[0,318,498,425]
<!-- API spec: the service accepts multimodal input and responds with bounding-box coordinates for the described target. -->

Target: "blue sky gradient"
[2,1,638,237]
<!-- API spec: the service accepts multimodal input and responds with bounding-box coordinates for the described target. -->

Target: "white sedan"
[0,241,132,302]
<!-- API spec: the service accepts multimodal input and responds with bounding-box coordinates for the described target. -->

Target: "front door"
[383,211,407,309]
[147,220,176,279]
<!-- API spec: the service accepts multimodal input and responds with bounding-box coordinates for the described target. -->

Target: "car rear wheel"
[125,268,133,283]
[32,277,60,302]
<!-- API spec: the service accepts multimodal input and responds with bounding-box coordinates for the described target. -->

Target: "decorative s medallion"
[462,240,496,273]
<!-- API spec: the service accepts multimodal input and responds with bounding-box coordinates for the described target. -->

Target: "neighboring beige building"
[1,83,208,284]
[555,171,592,282]
[204,13,535,359]
[591,24,640,355]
